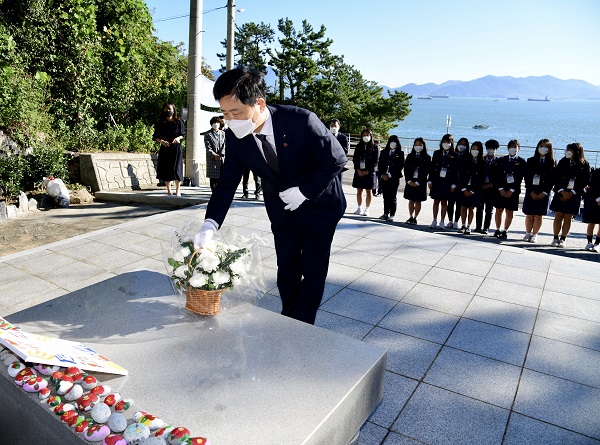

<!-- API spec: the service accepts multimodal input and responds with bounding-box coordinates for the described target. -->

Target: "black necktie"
[256,134,279,175]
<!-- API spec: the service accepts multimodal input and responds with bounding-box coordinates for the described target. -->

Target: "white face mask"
[389,142,397,149]
[362,135,371,143]
[414,145,423,153]
[508,147,518,156]
[442,143,451,150]
[565,150,573,159]
[211,123,220,130]
[457,144,467,152]
[225,107,258,139]
[486,149,496,156]
[538,146,549,155]
[471,150,479,158]
[330,126,339,135]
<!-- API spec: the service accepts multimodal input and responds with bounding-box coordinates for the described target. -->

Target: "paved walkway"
[1,183,599,444]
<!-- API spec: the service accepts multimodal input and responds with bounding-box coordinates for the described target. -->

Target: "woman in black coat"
[378,135,405,221]
[428,133,458,230]
[458,141,484,234]
[522,139,556,243]
[352,128,379,217]
[403,137,431,225]
[153,102,186,196]
[583,167,600,252]
[550,142,590,247]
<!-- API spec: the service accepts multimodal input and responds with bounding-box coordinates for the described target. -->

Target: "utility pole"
[225,0,235,71]
[186,0,204,186]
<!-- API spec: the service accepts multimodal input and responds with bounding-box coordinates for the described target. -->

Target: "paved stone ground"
[1,183,599,444]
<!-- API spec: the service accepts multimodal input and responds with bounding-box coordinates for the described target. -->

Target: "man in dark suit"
[195,68,348,325]
[329,118,349,155]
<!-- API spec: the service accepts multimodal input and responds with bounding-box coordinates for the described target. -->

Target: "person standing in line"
[446,137,469,229]
[583,167,600,252]
[378,135,405,221]
[493,139,526,239]
[475,139,500,234]
[458,141,484,234]
[522,139,556,243]
[194,67,347,325]
[204,116,226,191]
[352,128,379,217]
[372,139,383,197]
[153,101,185,196]
[403,137,430,225]
[550,142,590,248]
[428,134,457,230]
[242,168,262,199]
[330,118,349,182]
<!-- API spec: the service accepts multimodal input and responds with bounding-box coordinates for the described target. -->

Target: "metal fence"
[346,134,600,168]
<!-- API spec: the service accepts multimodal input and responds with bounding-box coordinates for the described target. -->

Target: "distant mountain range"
[383,75,600,100]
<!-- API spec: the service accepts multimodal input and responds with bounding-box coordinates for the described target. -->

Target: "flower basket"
[184,287,225,316]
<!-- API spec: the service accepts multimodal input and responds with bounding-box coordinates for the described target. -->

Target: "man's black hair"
[485,139,500,149]
[213,67,266,105]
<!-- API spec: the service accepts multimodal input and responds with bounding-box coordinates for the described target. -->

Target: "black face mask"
[164,110,174,117]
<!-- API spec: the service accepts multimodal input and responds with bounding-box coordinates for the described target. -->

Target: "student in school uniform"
[458,141,484,234]
[583,167,600,252]
[428,134,457,230]
[550,142,590,248]
[522,139,556,243]
[352,128,379,217]
[475,139,500,234]
[446,137,469,229]
[403,137,430,225]
[493,139,527,239]
[378,135,405,221]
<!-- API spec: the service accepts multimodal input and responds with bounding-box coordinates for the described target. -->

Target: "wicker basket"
[185,287,225,315]
[183,247,225,315]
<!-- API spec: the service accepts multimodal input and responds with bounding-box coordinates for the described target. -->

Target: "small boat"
[417,96,432,99]
[507,96,519,100]
[431,94,450,98]
[527,95,550,102]
[473,125,490,130]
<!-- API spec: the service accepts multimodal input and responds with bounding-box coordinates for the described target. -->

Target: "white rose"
[173,246,191,262]
[174,265,188,278]
[189,272,208,288]
[229,258,246,275]
[213,270,230,286]
[231,276,242,286]
[199,251,220,272]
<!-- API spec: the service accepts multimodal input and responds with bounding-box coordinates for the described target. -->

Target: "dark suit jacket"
[459,155,485,192]
[494,155,526,193]
[335,132,349,154]
[205,105,348,229]
[404,152,431,184]
[553,157,590,196]
[524,156,555,194]
[379,148,405,179]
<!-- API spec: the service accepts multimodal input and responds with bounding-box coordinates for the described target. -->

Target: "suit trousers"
[381,177,400,216]
[476,187,496,230]
[272,213,338,325]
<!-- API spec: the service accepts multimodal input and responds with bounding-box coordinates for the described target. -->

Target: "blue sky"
[144,0,600,87]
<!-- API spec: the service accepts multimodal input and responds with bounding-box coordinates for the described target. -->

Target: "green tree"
[218,22,274,74]
[269,18,332,102]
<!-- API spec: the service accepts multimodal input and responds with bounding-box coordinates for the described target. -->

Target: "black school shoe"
[500,231,508,239]
[494,229,502,238]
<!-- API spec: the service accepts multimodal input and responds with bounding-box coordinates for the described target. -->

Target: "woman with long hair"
[403,137,430,225]
[351,128,379,217]
[378,135,405,221]
[153,102,185,196]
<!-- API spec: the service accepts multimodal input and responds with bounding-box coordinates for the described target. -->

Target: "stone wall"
[80,153,161,192]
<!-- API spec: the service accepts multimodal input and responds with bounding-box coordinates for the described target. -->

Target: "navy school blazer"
[205,105,348,229]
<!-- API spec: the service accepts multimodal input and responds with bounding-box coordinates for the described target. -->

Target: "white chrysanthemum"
[213,270,230,286]
[231,276,242,286]
[229,258,246,275]
[199,251,220,272]
[173,246,191,262]
[189,272,208,288]
[174,265,188,278]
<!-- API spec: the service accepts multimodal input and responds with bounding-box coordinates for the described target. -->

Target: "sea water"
[392,97,600,166]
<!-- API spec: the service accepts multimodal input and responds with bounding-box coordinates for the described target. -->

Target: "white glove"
[194,220,218,249]
[279,186,307,211]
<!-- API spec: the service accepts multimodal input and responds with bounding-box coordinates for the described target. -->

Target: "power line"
[154,5,227,23]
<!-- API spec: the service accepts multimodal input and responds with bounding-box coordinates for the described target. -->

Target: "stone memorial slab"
[0,273,386,445]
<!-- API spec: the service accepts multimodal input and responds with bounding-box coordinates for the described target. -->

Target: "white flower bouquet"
[167,233,250,315]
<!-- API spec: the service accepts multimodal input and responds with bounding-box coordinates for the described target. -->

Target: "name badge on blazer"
[567,178,575,190]
[533,175,541,186]
[440,167,447,178]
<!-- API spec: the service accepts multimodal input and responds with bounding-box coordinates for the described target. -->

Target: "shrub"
[24,145,68,190]
[0,153,28,198]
